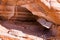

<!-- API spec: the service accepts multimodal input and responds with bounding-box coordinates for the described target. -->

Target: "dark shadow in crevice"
[0,6,53,39]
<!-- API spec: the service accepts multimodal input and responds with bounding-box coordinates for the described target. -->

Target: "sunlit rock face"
[33,0,60,25]
[40,0,60,10]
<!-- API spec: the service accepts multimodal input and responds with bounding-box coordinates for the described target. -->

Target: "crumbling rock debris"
[37,18,53,29]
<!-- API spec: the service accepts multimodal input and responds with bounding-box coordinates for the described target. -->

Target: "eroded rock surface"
[0,23,44,40]
[0,0,60,40]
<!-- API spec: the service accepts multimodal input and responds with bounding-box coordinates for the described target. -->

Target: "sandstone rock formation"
[0,0,60,40]
[0,24,44,40]
[0,0,60,28]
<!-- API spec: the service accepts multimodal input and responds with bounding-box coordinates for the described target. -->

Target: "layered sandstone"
[0,0,60,40]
